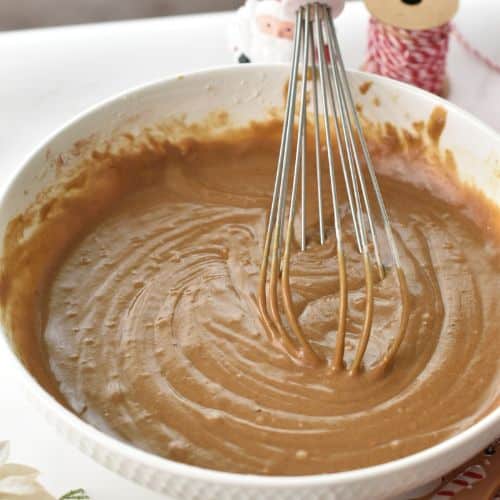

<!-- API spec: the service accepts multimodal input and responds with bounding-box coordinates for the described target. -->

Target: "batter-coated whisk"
[258,1,410,374]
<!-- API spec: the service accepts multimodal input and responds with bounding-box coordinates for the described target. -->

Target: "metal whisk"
[258,2,410,374]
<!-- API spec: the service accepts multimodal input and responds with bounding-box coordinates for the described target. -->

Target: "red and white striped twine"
[365,17,500,96]
[452,26,500,73]
[365,17,451,95]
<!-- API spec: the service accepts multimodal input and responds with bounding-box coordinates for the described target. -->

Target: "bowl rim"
[1,63,499,488]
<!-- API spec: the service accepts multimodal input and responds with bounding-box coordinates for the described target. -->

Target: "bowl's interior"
[0,65,499,495]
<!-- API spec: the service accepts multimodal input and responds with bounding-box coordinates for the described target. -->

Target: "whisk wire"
[281,6,321,360]
[309,29,325,245]
[313,4,350,369]
[317,4,376,372]
[325,14,384,278]
[325,11,410,367]
[257,8,302,352]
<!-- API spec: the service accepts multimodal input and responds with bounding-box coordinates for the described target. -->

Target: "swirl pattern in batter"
[1,118,499,475]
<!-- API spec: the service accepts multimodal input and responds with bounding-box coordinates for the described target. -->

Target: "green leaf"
[60,488,90,499]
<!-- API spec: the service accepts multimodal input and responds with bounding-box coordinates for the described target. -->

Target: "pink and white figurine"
[229,0,344,64]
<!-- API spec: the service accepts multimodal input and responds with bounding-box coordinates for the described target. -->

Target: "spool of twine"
[364,16,500,97]
[364,16,451,96]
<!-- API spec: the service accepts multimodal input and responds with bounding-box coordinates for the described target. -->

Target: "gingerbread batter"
[0,113,499,475]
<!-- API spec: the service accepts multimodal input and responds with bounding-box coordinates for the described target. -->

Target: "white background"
[1,1,499,498]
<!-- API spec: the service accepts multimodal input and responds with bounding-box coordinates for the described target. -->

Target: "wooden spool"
[364,0,459,30]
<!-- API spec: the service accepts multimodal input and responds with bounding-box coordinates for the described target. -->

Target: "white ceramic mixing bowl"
[0,65,499,500]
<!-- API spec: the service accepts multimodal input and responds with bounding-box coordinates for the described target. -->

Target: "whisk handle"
[283,0,345,19]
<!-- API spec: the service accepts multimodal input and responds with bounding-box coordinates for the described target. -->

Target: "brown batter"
[0,112,499,476]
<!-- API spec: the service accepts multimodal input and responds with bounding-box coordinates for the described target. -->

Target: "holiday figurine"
[228,0,344,64]
[229,0,296,64]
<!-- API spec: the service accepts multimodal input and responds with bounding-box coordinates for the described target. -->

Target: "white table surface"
[1,1,499,498]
